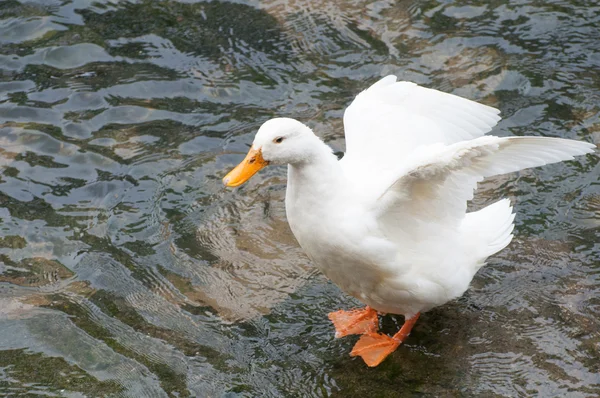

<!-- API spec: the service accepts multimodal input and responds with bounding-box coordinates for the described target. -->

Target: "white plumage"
[223,75,595,366]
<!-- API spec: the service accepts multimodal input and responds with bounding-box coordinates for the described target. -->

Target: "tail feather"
[461,199,515,268]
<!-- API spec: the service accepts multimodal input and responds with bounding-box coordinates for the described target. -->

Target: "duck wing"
[373,136,595,241]
[340,75,501,180]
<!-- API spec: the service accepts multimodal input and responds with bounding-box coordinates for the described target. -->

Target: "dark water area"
[0,0,599,396]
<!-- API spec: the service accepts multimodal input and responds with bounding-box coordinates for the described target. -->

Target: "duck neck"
[286,141,342,210]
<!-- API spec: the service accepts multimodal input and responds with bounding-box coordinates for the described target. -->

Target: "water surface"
[0,0,599,396]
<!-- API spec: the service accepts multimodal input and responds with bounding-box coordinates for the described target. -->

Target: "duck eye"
[273,137,284,144]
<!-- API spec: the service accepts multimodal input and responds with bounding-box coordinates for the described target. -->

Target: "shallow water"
[0,0,599,396]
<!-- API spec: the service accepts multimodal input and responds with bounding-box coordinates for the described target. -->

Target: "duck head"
[223,118,319,187]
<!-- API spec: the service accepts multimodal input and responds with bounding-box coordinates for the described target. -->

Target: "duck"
[222,75,595,367]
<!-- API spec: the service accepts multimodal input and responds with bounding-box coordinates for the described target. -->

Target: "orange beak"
[223,147,269,187]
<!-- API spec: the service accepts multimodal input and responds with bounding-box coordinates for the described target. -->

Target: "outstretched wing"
[340,75,501,180]
[375,136,595,240]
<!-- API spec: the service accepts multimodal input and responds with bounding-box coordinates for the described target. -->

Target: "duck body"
[286,158,404,312]
[284,137,505,318]
[223,75,595,366]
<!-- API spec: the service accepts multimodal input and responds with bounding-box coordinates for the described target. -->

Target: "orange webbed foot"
[328,306,378,338]
[350,332,400,367]
[350,312,421,367]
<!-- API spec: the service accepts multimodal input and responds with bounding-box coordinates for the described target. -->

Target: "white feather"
[341,75,501,182]
[374,135,596,225]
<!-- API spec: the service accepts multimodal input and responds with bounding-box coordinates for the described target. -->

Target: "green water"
[0,0,599,396]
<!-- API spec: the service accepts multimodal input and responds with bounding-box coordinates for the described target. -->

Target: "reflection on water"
[0,0,599,396]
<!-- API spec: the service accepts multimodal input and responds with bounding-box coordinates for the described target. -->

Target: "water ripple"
[0,0,598,396]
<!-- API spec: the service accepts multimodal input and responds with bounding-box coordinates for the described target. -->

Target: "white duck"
[223,75,595,367]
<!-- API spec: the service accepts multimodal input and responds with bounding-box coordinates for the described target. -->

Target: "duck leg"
[350,313,420,367]
[328,306,379,338]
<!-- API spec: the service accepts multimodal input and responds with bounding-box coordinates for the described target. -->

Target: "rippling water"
[0,0,599,396]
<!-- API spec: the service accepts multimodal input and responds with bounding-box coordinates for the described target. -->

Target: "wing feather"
[339,76,594,246]
[341,75,501,181]
[376,136,595,237]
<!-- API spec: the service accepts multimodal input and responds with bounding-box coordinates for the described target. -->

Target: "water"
[0,0,599,396]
